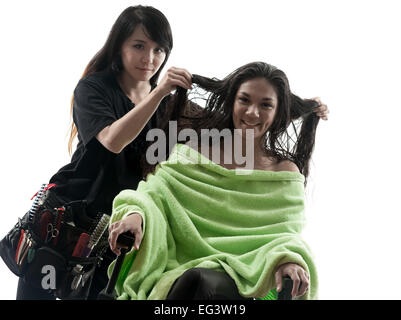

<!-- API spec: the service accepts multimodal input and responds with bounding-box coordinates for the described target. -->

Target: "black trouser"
[16,277,55,300]
[16,251,113,300]
[167,268,251,300]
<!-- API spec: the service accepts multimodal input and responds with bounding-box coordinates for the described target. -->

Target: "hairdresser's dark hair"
[68,5,173,154]
[168,61,320,185]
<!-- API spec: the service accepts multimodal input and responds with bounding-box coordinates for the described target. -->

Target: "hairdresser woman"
[16,5,191,300]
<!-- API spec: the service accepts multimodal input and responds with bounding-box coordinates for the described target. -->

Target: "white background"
[0,0,400,300]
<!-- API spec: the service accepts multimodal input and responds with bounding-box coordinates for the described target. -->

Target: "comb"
[82,214,110,257]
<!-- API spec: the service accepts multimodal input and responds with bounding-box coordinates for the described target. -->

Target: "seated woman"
[107,61,320,300]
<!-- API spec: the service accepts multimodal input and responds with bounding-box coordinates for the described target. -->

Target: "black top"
[49,69,168,220]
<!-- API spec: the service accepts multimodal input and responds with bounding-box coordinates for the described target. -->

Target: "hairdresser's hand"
[108,213,143,256]
[311,97,329,120]
[156,67,192,97]
[275,263,310,298]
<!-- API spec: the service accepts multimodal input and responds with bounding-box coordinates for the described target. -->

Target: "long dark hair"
[68,5,173,154]
[167,62,320,185]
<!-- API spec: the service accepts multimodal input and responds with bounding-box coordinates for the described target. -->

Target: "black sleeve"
[72,78,116,147]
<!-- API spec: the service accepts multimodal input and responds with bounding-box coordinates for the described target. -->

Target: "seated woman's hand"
[275,262,310,298]
[108,213,143,256]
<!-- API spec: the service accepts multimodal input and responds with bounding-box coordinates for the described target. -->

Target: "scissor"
[46,223,59,243]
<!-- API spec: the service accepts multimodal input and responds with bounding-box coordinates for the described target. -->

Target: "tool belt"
[0,184,109,300]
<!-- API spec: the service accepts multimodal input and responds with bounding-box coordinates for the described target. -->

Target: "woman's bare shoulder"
[274,159,300,173]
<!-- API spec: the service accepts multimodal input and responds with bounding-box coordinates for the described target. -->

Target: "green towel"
[108,143,318,300]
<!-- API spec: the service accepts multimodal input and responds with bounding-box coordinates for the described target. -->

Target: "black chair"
[277,276,294,300]
[98,233,294,300]
[97,232,134,300]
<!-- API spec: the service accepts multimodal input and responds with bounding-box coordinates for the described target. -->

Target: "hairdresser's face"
[232,78,278,141]
[119,25,166,82]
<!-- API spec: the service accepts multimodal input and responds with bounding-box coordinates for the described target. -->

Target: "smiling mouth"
[241,120,259,127]
[137,67,153,72]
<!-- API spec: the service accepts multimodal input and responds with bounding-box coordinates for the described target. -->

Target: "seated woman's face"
[232,77,278,141]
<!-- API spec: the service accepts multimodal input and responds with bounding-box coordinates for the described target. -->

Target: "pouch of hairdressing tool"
[0,184,108,300]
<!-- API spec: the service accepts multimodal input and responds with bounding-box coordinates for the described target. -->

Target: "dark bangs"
[139,10,173,53]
